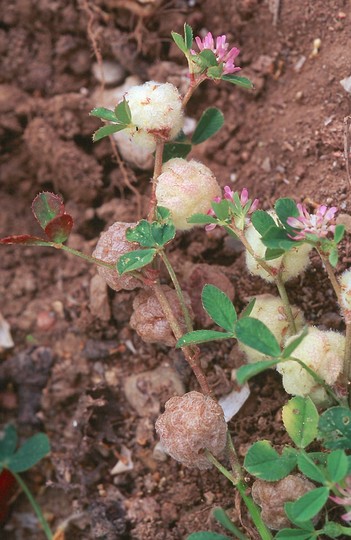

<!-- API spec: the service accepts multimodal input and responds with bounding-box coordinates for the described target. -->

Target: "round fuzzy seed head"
[124,81,184,152]
[239,294,305,363]
[156,391,227,470]
[340,269,351,323]
[92,222,143,292]
[277,327,345,405]
[245,217,312,283]
[155,158,221,230]
[252,475,316,530]
[130,285,193,347]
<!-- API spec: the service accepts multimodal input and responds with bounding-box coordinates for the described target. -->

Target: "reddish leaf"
[0,469,16,523]
[32,192,65,230]
[0,235,52,246]
[45,214,73,243]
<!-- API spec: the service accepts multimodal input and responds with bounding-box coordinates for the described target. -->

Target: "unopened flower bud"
[130,285,193,346]
[340,269,351,323]
[92,222,143,292]
[277,327,344,405]
[124,81,184,152]
[156,158,221,230]
[239,294,304,363]
[156,391,227,469]
[245,215,311,282]
[252,475,316,530]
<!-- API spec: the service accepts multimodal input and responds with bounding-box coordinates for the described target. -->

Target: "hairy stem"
[57,244,116,270]
[318,250,342,304]
[205,451,273,540]
[152,282,212,396]
[159,250,193,333]
[12,472,53,540]
[182,77,204,108]
[234,227,297,335]
[148,139,165,222]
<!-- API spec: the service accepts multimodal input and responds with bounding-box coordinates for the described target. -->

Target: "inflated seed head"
[130,286,193,346]
[155,391,227,469]
[239,294,305,363]
[245,213,312,283]
[124,81,184,152]
[155,158,221,230]
[340,269,351,323]
[92,222,143,292]
[252,475,316,530]
[277,327,345,405]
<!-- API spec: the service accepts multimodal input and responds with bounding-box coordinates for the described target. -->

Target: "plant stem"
[205,451,273,540]
[148,139,165,222]
[159,250,193,333]
[275,275,297,334]
[12,471,53,540]
[235,227,297,335]
[226,432,242,484]
[182,77,204,108]
[152,282,212,396]
[318,250,342,304]
[57,244,116,270]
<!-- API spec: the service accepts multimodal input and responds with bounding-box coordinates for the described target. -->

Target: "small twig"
[344,116,351,186]
[148,140,164,222]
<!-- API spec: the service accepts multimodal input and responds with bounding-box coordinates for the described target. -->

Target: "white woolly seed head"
[155,158,221,230]
[155,391,227,470]
[340,269,351,323]
[123,81,184,152]
[245,214,311,283]
[277,327,345,405]
[239,294,305,363]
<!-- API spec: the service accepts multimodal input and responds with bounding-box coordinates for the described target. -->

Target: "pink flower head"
[205,188,259,232]
[330,477,351,522]
[223,186,259,214]
[192,32,241,75]
[287,203,337,241]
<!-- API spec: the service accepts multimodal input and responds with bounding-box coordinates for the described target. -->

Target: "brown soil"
[0,0,350,538]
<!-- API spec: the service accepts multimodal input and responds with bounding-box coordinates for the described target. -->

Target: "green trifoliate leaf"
[156,206,171,221]
[283,504,316,531]
[235,317,281,357]
[236,359,280,385]
[176,330,234,348]
[275,198,299,231]
[195,49,218,68]
[244,441,297,481]
[201,284,237,332]
[90,107,117,122]
[171,31,187,53]
[115,98,132,124]
[221,74,254,89]
[327,449,349,482]
[184,23,193,50]
[334,224,345,244]
[264,247,285,260]
[150,221,176,246]
[281,328,308,358]
[163,142,192,162]
[282,396,319,448]
[187,533,231,540]
[126,221,154,247]
[93,123,128,142]
[286,487,329,522]
[318,407,351,449]
[261,226,298,251]
[32,192,64,229]
[0,425,18,462]
[329,247,339,267]
[117,249,156,274]
[212,199,229,221]
[45,214,73,243]
[239,298,256,319]
[192,108,224,145]
[251,210,276,236]
[187,213,218,225]
[7,433,50,473]
[297,453,326,484]
[206,65,224,79]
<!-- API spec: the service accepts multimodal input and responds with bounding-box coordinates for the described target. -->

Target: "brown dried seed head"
[130,285,193,346]
[251,475,316,530]
[92,222,143,292]
[155,391,227,470]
